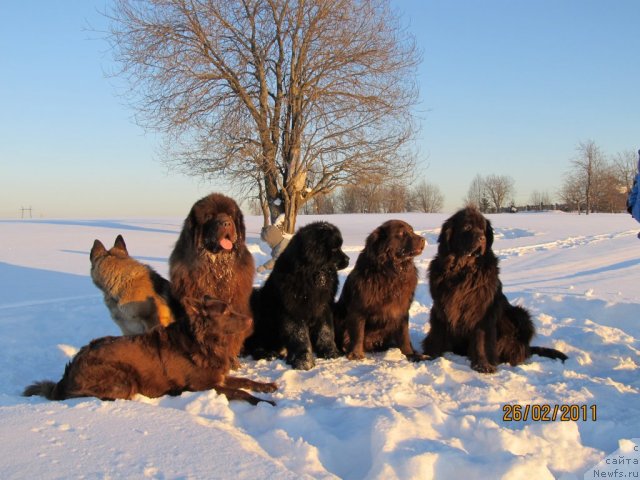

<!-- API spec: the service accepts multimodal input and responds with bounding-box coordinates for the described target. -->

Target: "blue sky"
[1,0,638,218]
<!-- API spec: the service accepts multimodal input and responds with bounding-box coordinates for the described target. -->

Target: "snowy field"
[0,211,638,479]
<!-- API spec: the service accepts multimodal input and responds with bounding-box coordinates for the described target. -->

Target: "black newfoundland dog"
[244,222,349,370]
[334,220,426,361]
[24,297,277,405]
[421,207,568,373]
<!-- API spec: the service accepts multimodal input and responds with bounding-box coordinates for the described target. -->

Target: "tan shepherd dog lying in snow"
[90,235,175,335]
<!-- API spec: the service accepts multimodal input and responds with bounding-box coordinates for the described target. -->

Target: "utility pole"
[20,206,32,219]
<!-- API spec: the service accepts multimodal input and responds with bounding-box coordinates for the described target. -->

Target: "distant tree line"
[463,174,516,213]
[300,179,445,214]
[558,140,635,214]
[250,178,444,214]
[248,139,636,216]
[462,140,635,214]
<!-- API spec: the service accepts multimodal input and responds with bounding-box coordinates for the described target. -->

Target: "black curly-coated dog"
[244,222,349,370]
[421,207,568,373]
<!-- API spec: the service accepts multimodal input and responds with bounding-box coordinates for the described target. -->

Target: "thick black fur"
[421,207,568,373]
[244,222,349,370]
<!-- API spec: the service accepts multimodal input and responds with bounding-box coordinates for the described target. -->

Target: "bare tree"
[335,187,359,213]
[484,174,515,213]
[529,190,552,209]
[336,183,383,213]
[612,150,638,194]
[592,162,627,212]
[570,140,606,214]
[109,0,420,232]
[381,182,409,213]
[410,180,444,212]
[464,174,486,211]
[558,173,585,214]
[306,193,336,215]
[560,144,632,213]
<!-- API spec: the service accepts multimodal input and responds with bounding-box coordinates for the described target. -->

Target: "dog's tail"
[530,346,568,363]
[23,381,61,400]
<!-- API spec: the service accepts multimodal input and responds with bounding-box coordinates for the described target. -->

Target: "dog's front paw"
[289,352,315,370]
[471,362,497,374]
[406,352,428,362]
[249,348,280,361]
[257,382,278,393]
[317,347,341,359]
[346,350,365,361]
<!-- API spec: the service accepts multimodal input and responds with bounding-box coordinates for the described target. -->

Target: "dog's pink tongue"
[219,238,233,250]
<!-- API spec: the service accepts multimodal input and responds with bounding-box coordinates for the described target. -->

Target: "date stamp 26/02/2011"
[502,404,597,422]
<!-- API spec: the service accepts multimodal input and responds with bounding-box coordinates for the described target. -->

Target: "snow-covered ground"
[0,211,638,479]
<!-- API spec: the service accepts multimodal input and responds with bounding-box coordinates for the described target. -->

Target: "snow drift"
[0,212,638,479]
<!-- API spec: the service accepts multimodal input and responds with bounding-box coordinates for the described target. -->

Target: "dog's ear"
[187,296,247,369]
[190,210,199,246]
[113,235,127,254]
[201,295,229,316]
[172,207,198,260]
[184,297,212,342]
[185,207,202,250]
[485,218,494,249]
[181,297,198,315]
[437,218,453,255]
[364,225,388,262]
[234,207,246,243]
[90,240,107,262]
[185,300,214,367]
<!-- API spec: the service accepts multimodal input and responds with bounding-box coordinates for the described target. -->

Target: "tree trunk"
[260,195,270,227]
[261,149,284,224]
[585,185,591,215]
[255,177,271,228]
[283,196,298,233]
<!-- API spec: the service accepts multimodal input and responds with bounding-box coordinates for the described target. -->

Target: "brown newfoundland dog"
[245,222,350,370]
[334,220,426,361]
[169,193,255,362]
[421,207,568,373]
[23,297,277,405]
